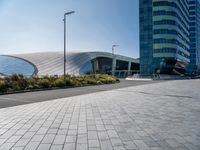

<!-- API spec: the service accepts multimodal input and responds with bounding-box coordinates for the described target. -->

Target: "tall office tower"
[188,0,200,74]
[140,0,191,75]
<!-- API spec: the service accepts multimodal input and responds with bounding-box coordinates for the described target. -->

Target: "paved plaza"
[0,80,160,109]
[0,80,200,150]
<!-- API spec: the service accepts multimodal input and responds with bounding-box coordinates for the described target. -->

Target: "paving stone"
[123,141,138,149]
[15,130,27,135]
[53,135,66,144]
[77,134,87,144]
[29,125,41,132]
[67,130,77,136]
[89,139,100,148]
[184,143,200,150]
[36,127,48,134]
[0,142,15,150]
[98,131,109,140]
[142,136,160,147]
[15,139,30,147]
[50,144,63,150]
[77,143,88,150]
[24,141,40,150]
[137,130,149,137]
[110,138,123,146]
[63,143,75,150]
[108,130,119,138]
[100,140,113,150]
[165,139,183,148]
[0,129,8,136]
[118,133,132,142]
[113,146,127,150]
[174,146,190,150]
[89,148,101,150]
[6,135,21,143]
[1,130,17,139]
[31,134,44,142]
[88,131,98,140]
[87,125,97,131]
[65,135,76,143]
[57,129,68,135]
[134,140,149,150]
[149,147,163,150]
[11,147,24,150]
[37,143,51,150]
[156,140,173,150]
[42,134,56,143]
[22,132,35,139]
[0,139,6,145]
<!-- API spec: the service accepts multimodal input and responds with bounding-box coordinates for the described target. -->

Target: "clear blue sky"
[0,0,139,58]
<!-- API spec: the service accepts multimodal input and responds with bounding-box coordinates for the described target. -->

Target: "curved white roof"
[1,51,139,76]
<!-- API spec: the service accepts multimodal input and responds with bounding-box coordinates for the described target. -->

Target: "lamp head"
[112,45,119,48]
[64,11,75,16]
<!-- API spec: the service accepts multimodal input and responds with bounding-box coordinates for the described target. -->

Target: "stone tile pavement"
[0,80,200,150]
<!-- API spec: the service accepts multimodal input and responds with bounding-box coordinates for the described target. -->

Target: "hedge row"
[0,74,119,94]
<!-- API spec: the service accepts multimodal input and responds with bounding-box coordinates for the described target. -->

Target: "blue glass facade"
[187,0,200,74]
[140,0,200,75]
[139,0,154,75]
[79,61,93,75]
[0,55,36,76]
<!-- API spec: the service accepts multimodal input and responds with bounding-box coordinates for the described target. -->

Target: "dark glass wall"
[116,60,129,70]
[187,0,200,74]
[139,0,153,75]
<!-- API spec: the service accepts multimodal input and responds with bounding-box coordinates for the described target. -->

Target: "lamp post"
[63,11,75,87]
[112,45,119,55]
[111,45,119,75]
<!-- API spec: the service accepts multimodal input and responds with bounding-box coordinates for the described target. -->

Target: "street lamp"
[112,45,119,55]
[111,45,119,75]
[63,11,75,87]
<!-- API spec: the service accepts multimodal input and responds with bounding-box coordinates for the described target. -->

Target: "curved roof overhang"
[3,51,139,76]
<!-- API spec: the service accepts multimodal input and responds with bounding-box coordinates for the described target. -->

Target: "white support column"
[93,59,99,74]
[112,57,116,76]
[128,61,132,76]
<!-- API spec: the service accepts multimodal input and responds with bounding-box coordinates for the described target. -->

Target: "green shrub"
[84,78,97,85]
[54,78,64,87]
[10,74,24,81]
[33,84,40,89]
[0,80,7,93]
[12,84,21,91]
[27,85,34,89]
[37,79,50,88]
[66,78,76,86]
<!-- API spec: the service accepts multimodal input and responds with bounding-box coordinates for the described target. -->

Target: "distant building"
[0,51,139,78]
[140,0,200,75]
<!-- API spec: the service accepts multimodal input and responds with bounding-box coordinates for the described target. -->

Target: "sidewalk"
[0,80,200,150]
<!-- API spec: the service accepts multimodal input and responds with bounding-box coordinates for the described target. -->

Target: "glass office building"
[140,0,200,75]
[187,0,200,74]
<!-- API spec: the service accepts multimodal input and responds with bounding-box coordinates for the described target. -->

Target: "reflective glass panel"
[0,56,35,76]
[79,61,93,75]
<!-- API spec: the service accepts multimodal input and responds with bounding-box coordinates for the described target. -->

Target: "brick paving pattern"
[0,80,200,150]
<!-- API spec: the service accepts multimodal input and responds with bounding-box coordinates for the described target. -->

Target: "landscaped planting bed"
[0,74,119,94]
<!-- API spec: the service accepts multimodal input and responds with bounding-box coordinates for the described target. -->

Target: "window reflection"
[0,56,35,76]
[79,61,93,75]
